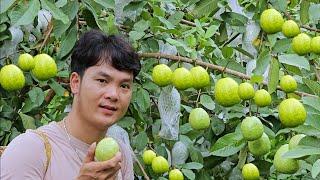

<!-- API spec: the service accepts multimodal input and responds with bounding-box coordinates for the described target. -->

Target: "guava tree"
[1,0,320,179]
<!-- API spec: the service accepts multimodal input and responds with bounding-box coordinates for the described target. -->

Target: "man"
[1,29,141,179]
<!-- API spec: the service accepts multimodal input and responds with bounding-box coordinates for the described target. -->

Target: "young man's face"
[71,62,133,130]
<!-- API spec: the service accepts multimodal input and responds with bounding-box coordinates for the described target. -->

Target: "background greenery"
[0,0,320,179]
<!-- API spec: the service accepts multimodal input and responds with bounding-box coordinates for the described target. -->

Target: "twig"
[131,149,150,180]
[139,52,319,98]
[39,23,53,52]
[301,25,320,33]
[181,19,196,27]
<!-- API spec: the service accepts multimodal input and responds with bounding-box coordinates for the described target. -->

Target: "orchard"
[0,0,320,179]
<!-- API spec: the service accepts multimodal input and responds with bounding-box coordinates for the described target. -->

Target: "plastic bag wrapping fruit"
[107,124,134,180]
[171,141,189,166]
[158,86,181,140]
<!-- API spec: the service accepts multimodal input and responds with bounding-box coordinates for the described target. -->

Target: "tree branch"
[139,52,318,98]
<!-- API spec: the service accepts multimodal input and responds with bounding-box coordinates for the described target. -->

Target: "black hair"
[71,29,141,77]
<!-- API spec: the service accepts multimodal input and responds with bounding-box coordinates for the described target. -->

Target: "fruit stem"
[256,106,259,116]
[248,100,252,116]
[196,89,202,108]
[236,146,248,169]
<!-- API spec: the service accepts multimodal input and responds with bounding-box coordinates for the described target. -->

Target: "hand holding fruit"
[77,138,121,180]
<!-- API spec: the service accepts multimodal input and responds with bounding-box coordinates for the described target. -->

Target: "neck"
[63,110,107,145]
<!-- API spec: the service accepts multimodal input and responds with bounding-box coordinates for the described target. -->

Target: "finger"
[100,167,121,180]
[95,152,122,171]
[83,142,96,163]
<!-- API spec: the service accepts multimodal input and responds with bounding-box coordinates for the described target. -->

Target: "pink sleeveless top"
[0,121,134,180]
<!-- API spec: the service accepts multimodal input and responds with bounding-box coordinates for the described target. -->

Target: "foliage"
[1,0,320,179]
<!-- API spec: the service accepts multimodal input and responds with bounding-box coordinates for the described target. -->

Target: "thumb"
[83,142,96,163]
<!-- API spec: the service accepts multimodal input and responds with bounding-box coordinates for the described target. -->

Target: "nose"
[104,85,119,102]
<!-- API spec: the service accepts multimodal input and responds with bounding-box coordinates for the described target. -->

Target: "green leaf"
[312,159,320,178]
[133,131,148,151]
[52,20,71,38]
[211,117,225,136]
[55,0,67,7]
[283,146,320,158]
[302,78,320,96]
[62,0,79,20]
[0,0,15,14]
[192,0,218,18]
[250,74,264,84]
[200,94,215,110]
[253,49,271,75]
[205,24,219,38]
[129,31,145,41]
[268,58,279,94]
[21,98,38,113]
[233,46,254,59]
[95,0,114,9]
[168,11,184,25]
[211,132,246,157]
[222,46,234,59]
[9,0,40,26]
[117,117,136,129]
[270,0,287,12]
[133,20,150,32]
[97,15,119,35]
[28,87,44,107]
[40,0,69,24]
[0,119,12,131]
[181,169,195,180]
[19,113,36,130]
[292,125,320,137]
[157,16,175,29]
[57,26,77,59]
[278,54,310,70]
[135,88,150,113]
[188,145,203,163]
[300,0,310,24]
[182,162,203,170]
[272,38,291,54]
[48,79,66,96]
[302,96,320,112]
[309,4,320,22]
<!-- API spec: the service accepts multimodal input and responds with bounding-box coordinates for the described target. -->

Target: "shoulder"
[1,130,47,179]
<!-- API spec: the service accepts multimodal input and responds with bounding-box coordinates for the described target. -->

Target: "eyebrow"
[96,71,133,82]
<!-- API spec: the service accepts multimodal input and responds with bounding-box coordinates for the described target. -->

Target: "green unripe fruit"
[238,82,255,100]
[152,64,172,87]
[169,169,184,180]
[311,36,320,54]
[241,116,264,141]
[278,98,306,127]
[18,53,35,71]
[282,20,300,38]
[280,75,297,93]
[172,67,193,90]
[248,133,271,156]
[254,89,271,107]
[189,108,210,130]
[32,53,57,81]
[292,33,311,55]
[260,9,284,34]
[190,66,210,89]
[151,156,169,174]
[274,144,299,174]
[0,64,25,91]
[242,163,260,180]
[214,77,241,107]
[143,150,156,165]
[95,137,119,161]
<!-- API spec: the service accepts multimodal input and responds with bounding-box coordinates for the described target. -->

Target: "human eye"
[97,79,108,84]
[120,83,131,89]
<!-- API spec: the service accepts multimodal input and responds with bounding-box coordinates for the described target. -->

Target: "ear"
[70,72,81,94]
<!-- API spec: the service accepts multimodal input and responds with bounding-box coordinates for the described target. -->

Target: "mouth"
[99,104,117,115]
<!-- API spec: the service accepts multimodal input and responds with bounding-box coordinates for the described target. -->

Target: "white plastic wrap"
[158,86,181,140]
